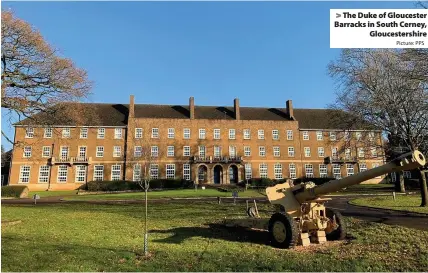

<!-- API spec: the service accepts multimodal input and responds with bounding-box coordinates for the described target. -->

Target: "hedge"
[1,185,29,198]
[80,179,194,192]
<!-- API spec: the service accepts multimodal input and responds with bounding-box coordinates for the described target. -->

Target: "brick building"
[8,95,385,191]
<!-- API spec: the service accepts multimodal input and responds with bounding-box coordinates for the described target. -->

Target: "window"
[166,164,175,179]
[44,128,52,138]
[288,147,295,157]
[305,164,314,178]
[97,128,105,139]
[150,164,159,179]
[96,146,104,157]
[57,166,68,183]
[93,165,104,181]
[344,131,351,141]
[168,128,175,139]
[134,146,142,157]
[183,164,191,181]
[111,165,121,181]
[319,164,328,178]
[258,130,264,140]
[332,147,338,158]
[244,146,251,157]
[60,147,69,160]
[135,128,143,138]
[115,128,122,139]
[25,127,34,138]
[304,147,311,157]
[229,129,236,140]
[316,131,323,141]
[229,146,237,158]
[167,146,175,157]
[199,146,206,158]
[199,129,206,139]
[19,166,31,183]
[359,163,367,172]
[113,146,121,157]
[404,171,412,179]
[369,132,375,142]
[214,129,221,140]
[333,164,341,179]
[183,128,190,139]
[345,148,351,159]
[245,164,252,180]
[214,146,221,158]
[287,130,293,140]
[78,146,87,159]
[303,131,309,140]
[243,129,250,140]
[80,128,88,139]
[151,128,159,138]
[358,148,365,158]
[330,132,336,141]
[183,146,190,157]
[133,164,141,181]
[346,164,354,176]
[62,128,70,138]
[289,164,296,179]
[273,146,280,157]
[318,147,325,157]
[272,130,279,140]
[75,166,87,183]
[356,132,362,141]
[42,146,51,158]
[151,146,158,157]
[371,147,377,157]
[23,146,32,158]
[259,146,266,157]
[274,163,283,179]
[38,166,50,183]
[259,163,268,178]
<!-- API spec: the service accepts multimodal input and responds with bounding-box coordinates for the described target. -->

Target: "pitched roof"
[15,103,368,130]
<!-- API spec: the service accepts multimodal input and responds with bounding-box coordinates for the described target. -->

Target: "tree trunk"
[420,169,428,207]
[395,172,406,193]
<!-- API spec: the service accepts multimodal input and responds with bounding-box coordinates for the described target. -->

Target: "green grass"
[2,201,428,271]
[64,189,265,201]
[28,191,78,198]
[350,195,428,214]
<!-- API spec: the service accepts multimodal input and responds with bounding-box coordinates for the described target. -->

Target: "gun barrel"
[295,150,426,203]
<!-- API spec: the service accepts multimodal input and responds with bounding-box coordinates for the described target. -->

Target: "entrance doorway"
[198,165,208,183]
[213,165,223,184]
[229,165,238,184]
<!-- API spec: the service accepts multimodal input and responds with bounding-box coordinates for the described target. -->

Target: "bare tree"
[1,11,93,145]
[328,49,428,206]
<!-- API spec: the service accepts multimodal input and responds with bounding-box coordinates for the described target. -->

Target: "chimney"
[189,97,195,119]
[286,100,294,120]
[234,98,240,120]
[129,95,135,118]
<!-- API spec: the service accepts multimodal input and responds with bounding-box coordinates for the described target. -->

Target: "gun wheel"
[268,212,299,249]
[326,208,346,241]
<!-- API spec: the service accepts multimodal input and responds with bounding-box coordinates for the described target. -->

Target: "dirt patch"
[293,240,347,253]
[2,220,22,226]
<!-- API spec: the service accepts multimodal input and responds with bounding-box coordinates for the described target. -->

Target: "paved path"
[2,194,428,231]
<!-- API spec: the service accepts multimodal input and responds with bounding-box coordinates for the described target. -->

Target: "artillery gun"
[224,150,426,248]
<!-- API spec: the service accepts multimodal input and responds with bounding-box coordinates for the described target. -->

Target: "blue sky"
[1,1,417,149]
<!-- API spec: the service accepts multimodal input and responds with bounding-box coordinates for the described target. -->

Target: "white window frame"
[134,146,142,157]
[359,163,367,172]
[287,130,293,140]
[75,165,87,183]
[93,165,104,181]
[358,148,365,158]
[243,129,251,140]
[346,164,354,176]
[151,128,159,139]
[113,146,121,157]
[80,128,88,139]
[23,146,32,158]
[114,128,122,139]
[356,132,362,141]
[166,164,175,179]
[304,147,311,157]
[272,130,279,140]
[318,147,325,157]
[345,148,351,159]
[229,129,236,140]
[316,131,323,141]
[273,146,280,157]
[214,129,221,140]
[344,131,351,141]
[332,147,338,158]
[97,128,105,139]
[183,146,191,157]
[371,147,377,157]
[167,146,175,157]
[245,164,252,180]
[259,146,266,157]
[319,164,328,178]
[25,127,34,138]
[38,165,50,183]
[330,132,337,141]
[111,165,121,181]
[133,164,141,182]
[44,128,52,138]
[168,128,175,139]
[259,163,268,178]
[42,146,51,158]
[244,146,251,157]
[19,165,31,183]
[183,164,191,181]
[303,131,309,140]
[151,146,158,157]
[150,164,159,179]
[214,146,221,158]
[305,164,314,178]
[288,147,295,157]
[258,129,265,140]
[183,128,190,139]
[229,146,237,158]
[404,171,412,179]
[199,129,206,140]
[96,146,104,158]
[333,164,341,179]
[57,165,68,183]
[60,146,69,160]
[289,163,296,179]
[62,128,71,138]
[135,128,143,139]
[78,146,87,159]
[274,163,283,179]
[199,146,206,158]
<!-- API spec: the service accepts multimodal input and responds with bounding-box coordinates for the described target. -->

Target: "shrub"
[1,185,29,198]
[293,177,333,186]
[81,179,193,192]
[149,179,193,189]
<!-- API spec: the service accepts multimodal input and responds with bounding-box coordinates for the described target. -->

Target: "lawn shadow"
[149,223,270,246]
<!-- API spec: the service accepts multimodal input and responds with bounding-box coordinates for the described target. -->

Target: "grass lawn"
[28,191,78,198]
[350,195,428,214]
[63,189,265,201]
[2,201,428,271]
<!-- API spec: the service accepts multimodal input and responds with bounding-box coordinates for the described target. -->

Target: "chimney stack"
[129,95,135,118]
[286,100,294,120]
[189,97,195,119]
[234,98,240,120]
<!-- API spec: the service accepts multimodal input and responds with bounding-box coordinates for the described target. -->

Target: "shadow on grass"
[149,223,270,246]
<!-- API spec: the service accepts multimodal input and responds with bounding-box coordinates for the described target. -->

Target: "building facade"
[9,96,385,190]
